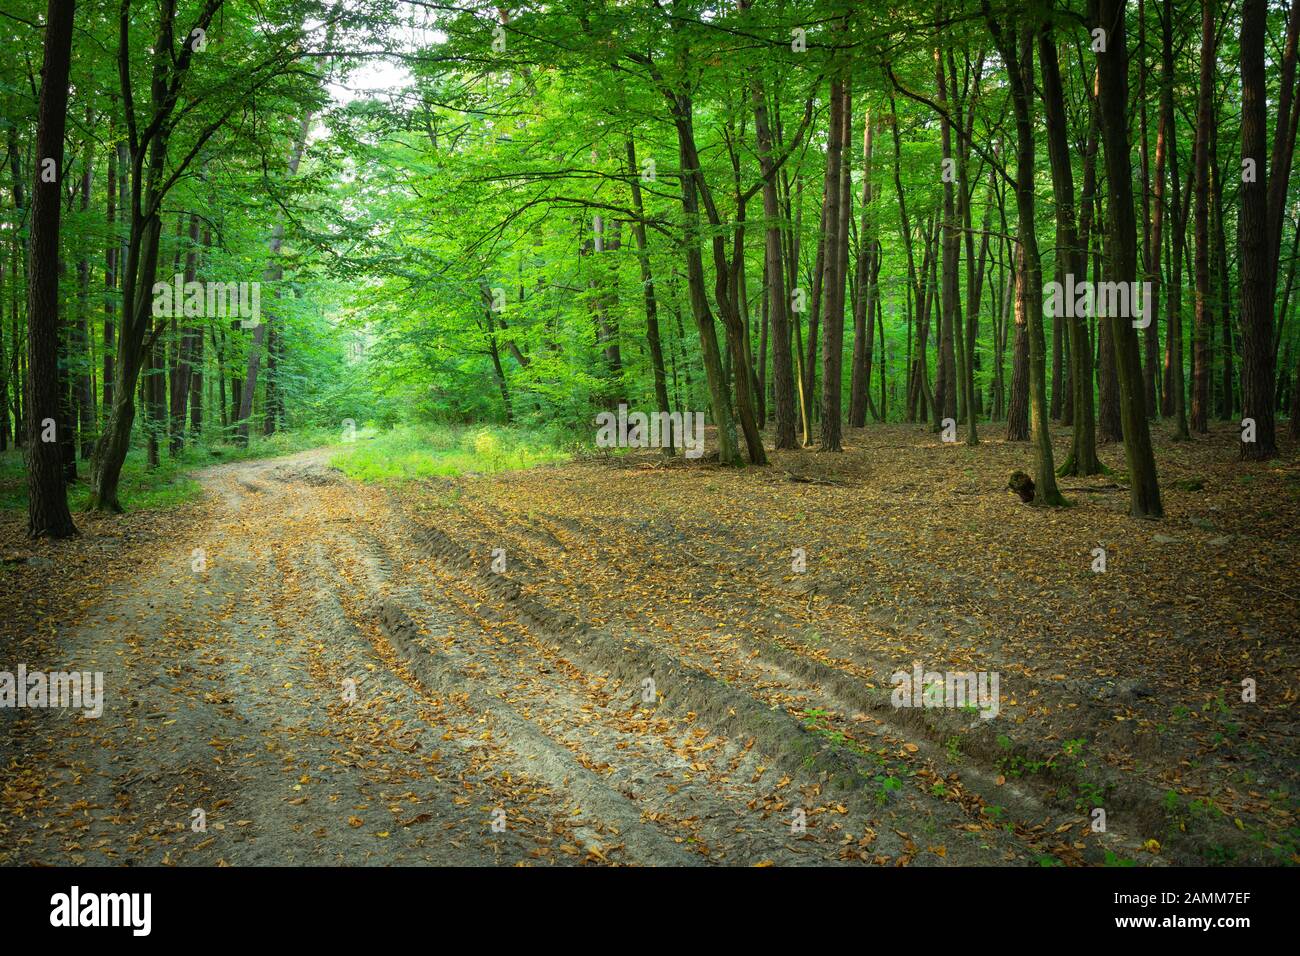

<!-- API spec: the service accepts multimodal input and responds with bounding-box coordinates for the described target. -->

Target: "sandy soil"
[2,423,1295,866]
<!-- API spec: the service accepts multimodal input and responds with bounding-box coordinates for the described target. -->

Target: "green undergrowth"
[330,424,569,484]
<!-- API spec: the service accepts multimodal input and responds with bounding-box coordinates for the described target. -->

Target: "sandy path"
[4,448,1037,865]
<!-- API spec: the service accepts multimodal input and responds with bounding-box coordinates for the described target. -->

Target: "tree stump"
[1008,470,1035,503]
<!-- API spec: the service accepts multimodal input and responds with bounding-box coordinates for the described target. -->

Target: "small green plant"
[1201,844,1237,865]
[1075,781,1106,814]
[875,775,903,805]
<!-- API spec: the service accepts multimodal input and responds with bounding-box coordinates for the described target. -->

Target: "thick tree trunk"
[25,0,78,538]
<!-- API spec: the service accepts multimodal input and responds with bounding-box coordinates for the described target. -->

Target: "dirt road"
[3,432,1292,865]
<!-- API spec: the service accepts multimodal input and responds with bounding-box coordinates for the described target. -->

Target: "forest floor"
[2,422,1296,866]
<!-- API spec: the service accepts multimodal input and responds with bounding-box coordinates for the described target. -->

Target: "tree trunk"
[1159,1,1191,439]
[751,84,798,448]
[1095,0,1165,517]
[848,113,875,429]
[0,243,7,451]
[935,54,960,433]
[987,11,1062,502]
[75,111,95,460]
[170,214,199,453]
[819,78,849,451]
[1006,244,1030,441]
[1039,27,1101,474]
[1240,0,1283,459]
[670,98,741,465]
[191,226,209,437]
[1138,0,1161,416]
[1190,0,1215,434]
[25,0,78,538]
[626,138,673,452]
[103,116,118,422]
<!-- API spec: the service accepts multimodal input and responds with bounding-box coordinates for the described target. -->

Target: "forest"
[0,0,1297,871]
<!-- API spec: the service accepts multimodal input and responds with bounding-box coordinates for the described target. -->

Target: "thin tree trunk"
[1039,27,1100,474]
[626,138,673,453]
[987,11,1062,502]
[1190,0,1215,433]
[935,53,960,432]
[103,114,118,422]
[75,109,95,459]
[236,114,312,445]
[849,112,875,429]
[1095,0,1165,517]
[170,214,199,453]
[750,81,798,448]
[819,77,849,451]
[1006,243,1030,442]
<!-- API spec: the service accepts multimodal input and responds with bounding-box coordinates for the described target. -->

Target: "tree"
[985,3,1063,506]
[1094,0,1163,518]
[1038,17,1100,475]
[1190,0,1215,434]
[25,0,78,539]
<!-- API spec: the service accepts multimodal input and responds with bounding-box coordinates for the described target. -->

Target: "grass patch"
[0,427,338,513]
[330,424,568,484]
